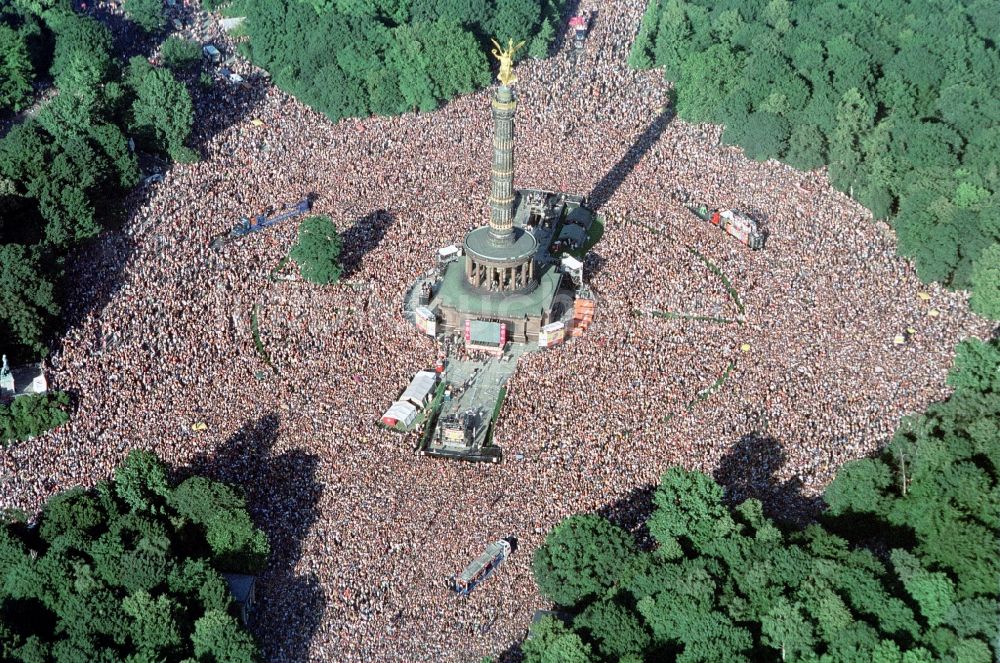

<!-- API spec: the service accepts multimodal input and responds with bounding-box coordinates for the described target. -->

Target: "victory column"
[387,38,600,462]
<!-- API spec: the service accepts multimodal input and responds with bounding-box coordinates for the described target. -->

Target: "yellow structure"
[490,37,526,87]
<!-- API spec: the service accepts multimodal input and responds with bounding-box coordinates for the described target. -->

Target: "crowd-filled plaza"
[0,0,993,660]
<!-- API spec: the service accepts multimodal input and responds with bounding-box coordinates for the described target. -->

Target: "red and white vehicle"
[690,204,767,250]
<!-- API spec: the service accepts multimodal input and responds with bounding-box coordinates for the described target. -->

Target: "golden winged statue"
[490,37,526,87]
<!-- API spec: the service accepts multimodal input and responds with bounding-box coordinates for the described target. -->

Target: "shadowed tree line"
[234,0,566,122]
[523,335,1000,662]
[0,450,267,661]
[0,0,199,367]
[0,412,325,661]
[630,0,1000,321]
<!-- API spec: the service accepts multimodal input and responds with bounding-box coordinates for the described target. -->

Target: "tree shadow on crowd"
[187,72,270,158]
[339,209,395,279]
[183,413,325,661]
[598,483,659,551]
[587,110,673,211]
[547,0,584,56]
[81,5,156,61]
[497,640,527,663]
[57,50,270,341]
[713,432,823,525]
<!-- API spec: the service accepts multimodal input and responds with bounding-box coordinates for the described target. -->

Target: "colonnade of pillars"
[466,258,534,291]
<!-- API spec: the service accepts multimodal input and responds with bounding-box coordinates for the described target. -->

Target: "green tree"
[123,0,166,34]
[113,449,171,513]
[88,122,140,190]
[891,549,956,628]
[629,0,661,69]
[522,616,595,663]
[969,242,1000,319]
[485,0,540,45]
[760,597,815,661]
[675,45,743,125]
[723,111,790,161]
[573,598,650,659]
[784,122,826,170]
[0,24,34,112]
[414,20,490,102]
[190,610,257,663]
[0,451,265,659]
[828,87,875,195]
[121,590,183,656]
[0,122,48,189]
[647,466,735,555]
[527,17,554,59]
[532,514,637,606]
[126,57,195,162]
[409,0,488,24]
[651,0,693,80]
[946,338,1000,394]
[235,0,558,123]
[385,24,437,112]
[160,36,202,72]
[0,244,58,353]
[290,215,344,285]
[48,13,113,93]
[0,391,71,445]
[170,476,270,572]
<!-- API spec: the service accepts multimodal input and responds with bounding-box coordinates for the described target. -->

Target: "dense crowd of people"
[0,0,993,661]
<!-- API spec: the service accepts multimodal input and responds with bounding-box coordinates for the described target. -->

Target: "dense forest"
[0,0,195,363]
[235,0,564,122]
[631,0,1000,319]
[526,336,1000,661]
[0,450,267,661]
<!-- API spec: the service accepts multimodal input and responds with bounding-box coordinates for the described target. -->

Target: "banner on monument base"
[415,307,437,336]
[538,321,565,348]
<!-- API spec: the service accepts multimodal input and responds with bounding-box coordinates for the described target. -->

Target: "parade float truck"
[450,539,514,596]
[689,204,767,250]
[210,198,312,251]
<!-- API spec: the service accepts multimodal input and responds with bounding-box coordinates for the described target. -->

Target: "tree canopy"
[631,0,1000,313]
[123,0,166,34]
[0,450,267,660]
[290,215,344,285]
[0,2,195,362]
[0,391,70,446]
[160,36,202,73]
[236,0,564,123]
[527,337,1000,661]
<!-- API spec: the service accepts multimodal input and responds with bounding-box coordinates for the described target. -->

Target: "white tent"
[381,401,417,428]
[401,371,437,408]
[561,254,583,272]
[437,245,461,260]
